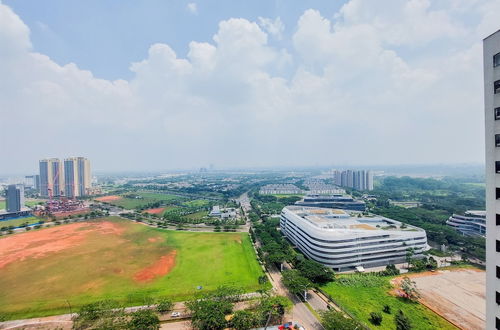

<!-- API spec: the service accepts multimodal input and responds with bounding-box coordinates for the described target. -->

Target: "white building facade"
[280,206,428,272]
[484,29,500,330]
[446,211,486,237]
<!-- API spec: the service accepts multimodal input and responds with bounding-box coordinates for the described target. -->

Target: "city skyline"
[1,1,499,173]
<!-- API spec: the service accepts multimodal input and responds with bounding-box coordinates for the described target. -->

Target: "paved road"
[266,265,323,329]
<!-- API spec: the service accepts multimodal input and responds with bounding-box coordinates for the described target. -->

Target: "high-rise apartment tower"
[64,157,91,197]
[5,184,24,212]
[39,158,64,197]
[484,29,500,330]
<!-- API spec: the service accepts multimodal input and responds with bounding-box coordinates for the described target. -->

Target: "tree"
[383,305,391,314]
[296,259,335,284]
[405,248,415,269]
[186,286,240,330]
[370,312,383,325]
[230,310,255,330]
[400,276,420,301]
[395,310,412,330]
[257,296,292,326]
[282,270,312,298]
[127,309,160,330]
[319,310,362,330]
[155,298,173,313]
[72,300,126,330]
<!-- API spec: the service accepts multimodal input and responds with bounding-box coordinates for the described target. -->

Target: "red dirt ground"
[0,221,125,270]
[144,207,165,215]
[133,250,177,283]
[95,195,122,202]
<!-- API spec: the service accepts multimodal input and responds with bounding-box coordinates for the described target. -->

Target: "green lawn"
[0,199,42,210]
[0,216,43,229]
[0,217,265,319]
[182,199,210,208]
[321,275,456,330]
[108,192,185,209]
[183,210,209,220]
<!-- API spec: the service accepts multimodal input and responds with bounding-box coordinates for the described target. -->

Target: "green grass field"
[0,199,43,210]
[182,199,210,208]
[0,217,265,320]
[107,192,185,209]
[321,276,456,329]
[0,216,43,228]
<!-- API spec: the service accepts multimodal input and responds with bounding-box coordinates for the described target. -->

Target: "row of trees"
[187,286,291,330]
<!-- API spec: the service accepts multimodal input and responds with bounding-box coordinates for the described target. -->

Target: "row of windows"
[494,59,500,322]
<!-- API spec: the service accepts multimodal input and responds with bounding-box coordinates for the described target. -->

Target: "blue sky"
[0,0,499,173]
[4,0,344,80]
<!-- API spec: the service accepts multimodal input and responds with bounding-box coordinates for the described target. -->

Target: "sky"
[0,0,499,174]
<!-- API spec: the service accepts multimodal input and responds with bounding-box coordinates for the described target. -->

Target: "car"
[171,312,181,317]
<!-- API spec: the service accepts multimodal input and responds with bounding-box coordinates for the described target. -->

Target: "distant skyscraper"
[24,175,40,191]
[334,169,374,191]
[39,158,64,197]
[483,29,500,330]
[5,184,24,212]
[64,157,91,197]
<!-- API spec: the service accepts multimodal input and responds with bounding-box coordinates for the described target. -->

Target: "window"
[497,214,500,225]
[496,108,500,120]
[497,317,500,330]
[497,291,500,304]
[497,266,500,278]
[497,240,500,252]
[496,162,500,173]
[495,80,500,94]
[496,134,500,147]
[495,53,500,68]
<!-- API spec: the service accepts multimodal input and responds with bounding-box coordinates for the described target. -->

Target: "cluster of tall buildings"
[332,169,374,191]
[39,157,91,198]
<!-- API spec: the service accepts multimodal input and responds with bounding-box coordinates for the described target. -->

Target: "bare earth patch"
[134,250,177,283]
[393,269,485,330]
[95,195,122,202]
[144,207,165,215]
[0,221,124,270]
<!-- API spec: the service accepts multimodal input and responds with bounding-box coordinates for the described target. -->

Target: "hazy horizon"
[1,0,498,174]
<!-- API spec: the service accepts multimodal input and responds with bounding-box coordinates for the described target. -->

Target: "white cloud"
[258,17,285,40]
[187,2,197,14]
[0,1,498,173]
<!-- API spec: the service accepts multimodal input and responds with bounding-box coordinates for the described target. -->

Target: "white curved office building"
[280,206,428,272]
[446,210,486,237]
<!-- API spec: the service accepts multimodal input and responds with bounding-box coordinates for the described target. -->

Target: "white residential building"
[484,29,500,330]
[280,206,428,272]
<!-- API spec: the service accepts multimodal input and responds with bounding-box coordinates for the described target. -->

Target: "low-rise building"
[280,206,428,272]
[446,210,486,237]
[295,194,366,211]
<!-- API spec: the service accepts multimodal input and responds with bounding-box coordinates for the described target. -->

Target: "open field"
[182,199,210,208]
[0,216,43,229]
[94,195,122,202]
[103,192,185,209]
[143,207,166,215]
[0,199,43,210]
[322,274,457,329]
[0,217,264,320]
[408,269,485,330]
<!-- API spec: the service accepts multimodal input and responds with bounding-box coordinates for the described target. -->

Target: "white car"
[171,312,181,317]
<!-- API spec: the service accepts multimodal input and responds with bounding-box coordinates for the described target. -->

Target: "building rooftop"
[284,206,423,232]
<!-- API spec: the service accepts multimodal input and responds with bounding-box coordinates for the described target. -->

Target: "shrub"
[383,305,391,314]
[395,310,412,330]
[156,298,173,313]
[370,312,383,325]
